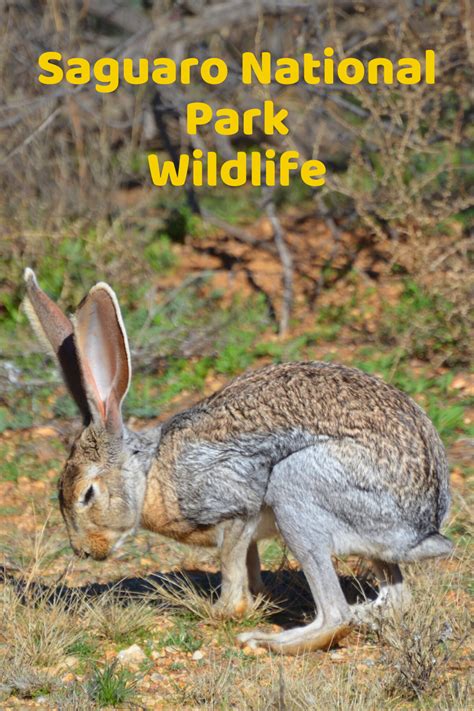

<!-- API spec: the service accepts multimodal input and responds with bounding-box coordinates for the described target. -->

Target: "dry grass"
[148,573,282,627]
[83,591,159,644]
[0,477,471,708]
[172,549,472,710]
[377,550,472,703]
[0,536,471,708]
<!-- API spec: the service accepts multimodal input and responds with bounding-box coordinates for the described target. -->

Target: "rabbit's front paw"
[212,591,253,620]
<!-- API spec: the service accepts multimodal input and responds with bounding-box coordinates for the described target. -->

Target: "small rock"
[117,644,146,665]
[62,672,76,683]
[191,650,204,661]
[63,655,79,669]
[151,650,165,660]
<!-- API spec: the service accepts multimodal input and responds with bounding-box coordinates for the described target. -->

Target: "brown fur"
[58,427,136,559]
[141,459,220,546]
[151,362,442,513]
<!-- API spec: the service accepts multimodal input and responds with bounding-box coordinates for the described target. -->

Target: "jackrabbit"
[23,269,452,653]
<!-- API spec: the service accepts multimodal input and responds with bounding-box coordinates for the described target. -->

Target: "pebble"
[63,655,79,669]
[117,643,146,665]
[191,650,204,661]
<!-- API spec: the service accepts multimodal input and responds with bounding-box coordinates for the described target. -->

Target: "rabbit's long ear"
[23,268,91,423]
[73,283,131,434]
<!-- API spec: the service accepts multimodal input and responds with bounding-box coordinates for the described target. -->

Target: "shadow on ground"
[0,565,377,628]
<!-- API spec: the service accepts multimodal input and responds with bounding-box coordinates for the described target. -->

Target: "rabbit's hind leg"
[352,560,410,626]
[372,560,411,610]
[238,542,351,653]
[238,450,352,653]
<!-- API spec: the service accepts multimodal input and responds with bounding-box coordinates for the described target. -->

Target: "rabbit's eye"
[82,485,95,506]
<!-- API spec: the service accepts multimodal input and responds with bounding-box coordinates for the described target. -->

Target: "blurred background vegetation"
[0,0,472,441]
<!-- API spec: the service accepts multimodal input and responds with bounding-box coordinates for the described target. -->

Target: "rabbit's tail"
[404,532,453,561]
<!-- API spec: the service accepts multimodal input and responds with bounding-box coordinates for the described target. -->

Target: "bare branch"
[264,191,293,336]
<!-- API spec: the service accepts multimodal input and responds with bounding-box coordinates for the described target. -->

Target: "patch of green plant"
[0,219,183,335]
[0,392,54,432]
[156,356,214,405]
[261,539,286,567]
[66,634,99,661]
[313,303,351,341]
[138,657,154,675]
[254,332,320,363]
[144,234,177,273]
[0,505,21,516]
[443,518,472,541]
[124,373,165,418]
[222,647,254,662]
[169,661,186,671]
[379,279,468,365]
[157,616,202,654]
[428,402,470,442]
[0,443,60,482]
[214,338,256,376]
[453,205,474,228]
[274,177,314,208]
[30,685,55,699]
[165,205,200,242]
[343,161,377,195]
[212,296,270,376]
[129,149,149,175]
[200,186,259,224]
[125,357,213,417]
[52,393,78,419]
[113,625,155,648]
[0,349,75,431]
[87,661,137,707]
